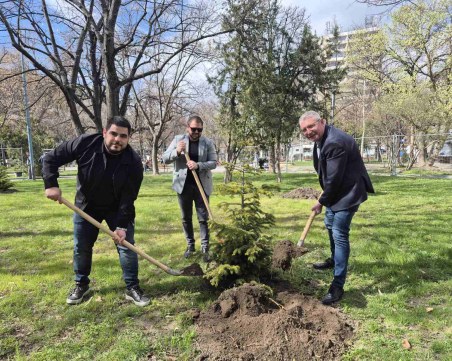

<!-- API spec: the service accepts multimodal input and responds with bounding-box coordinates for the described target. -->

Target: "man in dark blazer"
[299,111,374,305]
[162,115,217,261]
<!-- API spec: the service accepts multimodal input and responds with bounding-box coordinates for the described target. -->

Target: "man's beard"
[105,142,124,155]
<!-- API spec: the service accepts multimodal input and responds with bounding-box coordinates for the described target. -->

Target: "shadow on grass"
[281,237,452,310]
[341,249,452,309]
[0,230,73,238]
[136,193,174,199]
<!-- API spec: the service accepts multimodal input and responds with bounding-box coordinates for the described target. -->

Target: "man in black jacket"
[299,111,374,305]
[42,116,150,306]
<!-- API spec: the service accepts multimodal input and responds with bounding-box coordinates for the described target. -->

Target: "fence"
[0,147,26,174]
[286,132,451,176]
[357,133,452,175]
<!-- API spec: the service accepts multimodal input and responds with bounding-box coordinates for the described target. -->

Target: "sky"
[280,0,391,34]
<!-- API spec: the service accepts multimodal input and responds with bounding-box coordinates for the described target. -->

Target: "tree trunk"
[268,144,276,174]
[224,142,236,183]
[151,136,160,175]
[275,138,282,183]
[65,92,84,136]
[89,31,103,131]
[103,1,121,119]
[427,125,443,167]
[418,135,427,166]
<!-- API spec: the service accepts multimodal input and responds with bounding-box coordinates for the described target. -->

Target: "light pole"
[20,52,35,180]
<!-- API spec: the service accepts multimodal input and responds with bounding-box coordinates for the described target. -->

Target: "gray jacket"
[162,134,217,195]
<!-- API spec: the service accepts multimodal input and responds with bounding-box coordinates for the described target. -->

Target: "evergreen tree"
[0,166,13,192]
[210,0,343,182]
[205,165,278,287]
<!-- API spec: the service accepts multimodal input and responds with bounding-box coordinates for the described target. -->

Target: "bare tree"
[132,48,208,174]
[347,0,451,167]
[356,0,414,6]
[0,0,235,135]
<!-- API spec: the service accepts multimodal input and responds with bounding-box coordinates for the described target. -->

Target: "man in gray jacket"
[162,115,217,261]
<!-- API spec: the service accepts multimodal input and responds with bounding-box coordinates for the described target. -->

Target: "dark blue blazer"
[314,125,374,211]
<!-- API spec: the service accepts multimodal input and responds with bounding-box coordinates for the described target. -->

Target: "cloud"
[280,0,387,34]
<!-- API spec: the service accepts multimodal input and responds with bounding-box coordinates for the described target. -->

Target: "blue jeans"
[73,212,139,288]
[324,205,359,288]
[177,182,209,249]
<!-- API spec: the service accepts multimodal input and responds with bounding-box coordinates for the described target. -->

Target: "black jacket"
[314,125,374,211]
[42,133,143,228]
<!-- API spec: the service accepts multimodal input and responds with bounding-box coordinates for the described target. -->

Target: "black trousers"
[177,182,209,249]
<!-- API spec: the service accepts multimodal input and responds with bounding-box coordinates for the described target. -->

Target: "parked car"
[438,140,452,163]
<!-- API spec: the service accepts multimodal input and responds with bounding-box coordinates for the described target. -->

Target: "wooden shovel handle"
[184,152,214,221]
[298,210,317,246]
[60,197,182,276]
[298,192,323,247]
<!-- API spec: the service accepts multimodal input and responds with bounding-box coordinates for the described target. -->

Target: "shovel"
[184,153,227,247]
[60,197,203,276]
[297,192,323,248]
[296,210,318,248]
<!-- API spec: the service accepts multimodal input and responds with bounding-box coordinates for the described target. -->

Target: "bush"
[0,166,14,192]
[205,165,278,288]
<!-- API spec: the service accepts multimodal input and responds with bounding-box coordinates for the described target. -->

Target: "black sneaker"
[201,246,211,263]
[66,283,90,305]
[125,286,150,307]
[184,245,195,258]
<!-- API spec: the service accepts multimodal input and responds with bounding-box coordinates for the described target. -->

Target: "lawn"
[1,173,451,360]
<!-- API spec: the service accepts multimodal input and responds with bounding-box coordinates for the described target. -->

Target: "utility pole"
[360,79,366,158]
[20,52,35,180]
[330,92,335,126]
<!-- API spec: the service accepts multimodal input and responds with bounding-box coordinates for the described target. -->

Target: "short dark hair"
[106,116,132,134]
[187,115,203,126]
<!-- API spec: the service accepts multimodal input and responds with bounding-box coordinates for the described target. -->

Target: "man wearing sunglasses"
[162,115,217,261]
[299,111,374,305]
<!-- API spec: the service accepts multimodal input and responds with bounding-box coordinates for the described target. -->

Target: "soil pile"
[195,283,354,360]
[282,187,321,200]
[180,263,204,276]
[272,240,309,271]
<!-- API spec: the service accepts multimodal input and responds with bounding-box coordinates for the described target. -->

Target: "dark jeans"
[324,205,359,288]
[177,182,209,249]
[73,212,139,288]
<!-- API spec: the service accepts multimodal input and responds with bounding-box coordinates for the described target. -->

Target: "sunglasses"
[190,127,203,133]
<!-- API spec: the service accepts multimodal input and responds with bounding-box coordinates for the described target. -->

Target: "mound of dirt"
[180,263,204,276]
[272,240,309,271]
[195,283,354,360]
[282,187,321,200]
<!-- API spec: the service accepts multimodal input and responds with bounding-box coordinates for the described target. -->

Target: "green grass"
[1,173,451,360]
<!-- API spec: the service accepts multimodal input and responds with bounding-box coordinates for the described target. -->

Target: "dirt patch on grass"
[180,263,204,276]
[195,283,354,360]
[272,240,309,271]
[281,187,321,200]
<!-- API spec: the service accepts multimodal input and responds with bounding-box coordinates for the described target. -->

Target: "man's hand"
[45,187,62,203]
[186,160,199,170]
[312,202,323,215]
[176,140,186,155]
[113,228,126,246]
